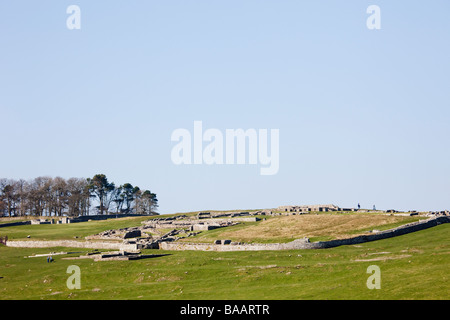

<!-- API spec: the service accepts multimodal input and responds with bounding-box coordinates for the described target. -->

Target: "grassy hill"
[0,213,448,300]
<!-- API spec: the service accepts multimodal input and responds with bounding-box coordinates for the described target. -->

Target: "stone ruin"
[142,217,241,231]
[161,216,450,251]
[29,217,73,225]
[22,249,170,262]
[197,211,254,219]
[10,204,450,254]
[83,213,249,250]
[30,219,53,225]
[85,227,157,250]
[197,210,274,219]
[277,204,349,214]
[426,210,450,217]
[86,227,143,241]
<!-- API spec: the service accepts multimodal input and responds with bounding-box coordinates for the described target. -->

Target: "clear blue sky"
[1,1,449,214]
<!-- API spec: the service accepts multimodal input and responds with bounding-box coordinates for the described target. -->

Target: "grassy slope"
[0,223,448,300]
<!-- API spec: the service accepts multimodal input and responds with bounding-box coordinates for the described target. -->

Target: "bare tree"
[52,177,68,216]
[66,177,90,217]
[0,175,158,217]
[139,190,158,215]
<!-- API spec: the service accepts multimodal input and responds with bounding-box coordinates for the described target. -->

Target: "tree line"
[0,174,158,217]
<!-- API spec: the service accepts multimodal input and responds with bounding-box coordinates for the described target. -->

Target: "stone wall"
[188,217,259,224]
[159,238,312,251]
[278,204,341,213]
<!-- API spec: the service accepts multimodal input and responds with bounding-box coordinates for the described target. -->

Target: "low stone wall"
[160,216,450,251]
[143,217,258,229]
[159,238,311,251]
[5,240,138,251]
[186,217,259,223]
[226,217,259,222]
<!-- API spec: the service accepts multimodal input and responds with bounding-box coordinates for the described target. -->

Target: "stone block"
[123,229,141,239]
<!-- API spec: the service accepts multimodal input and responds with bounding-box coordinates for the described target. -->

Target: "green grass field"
[0,215,448,300]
